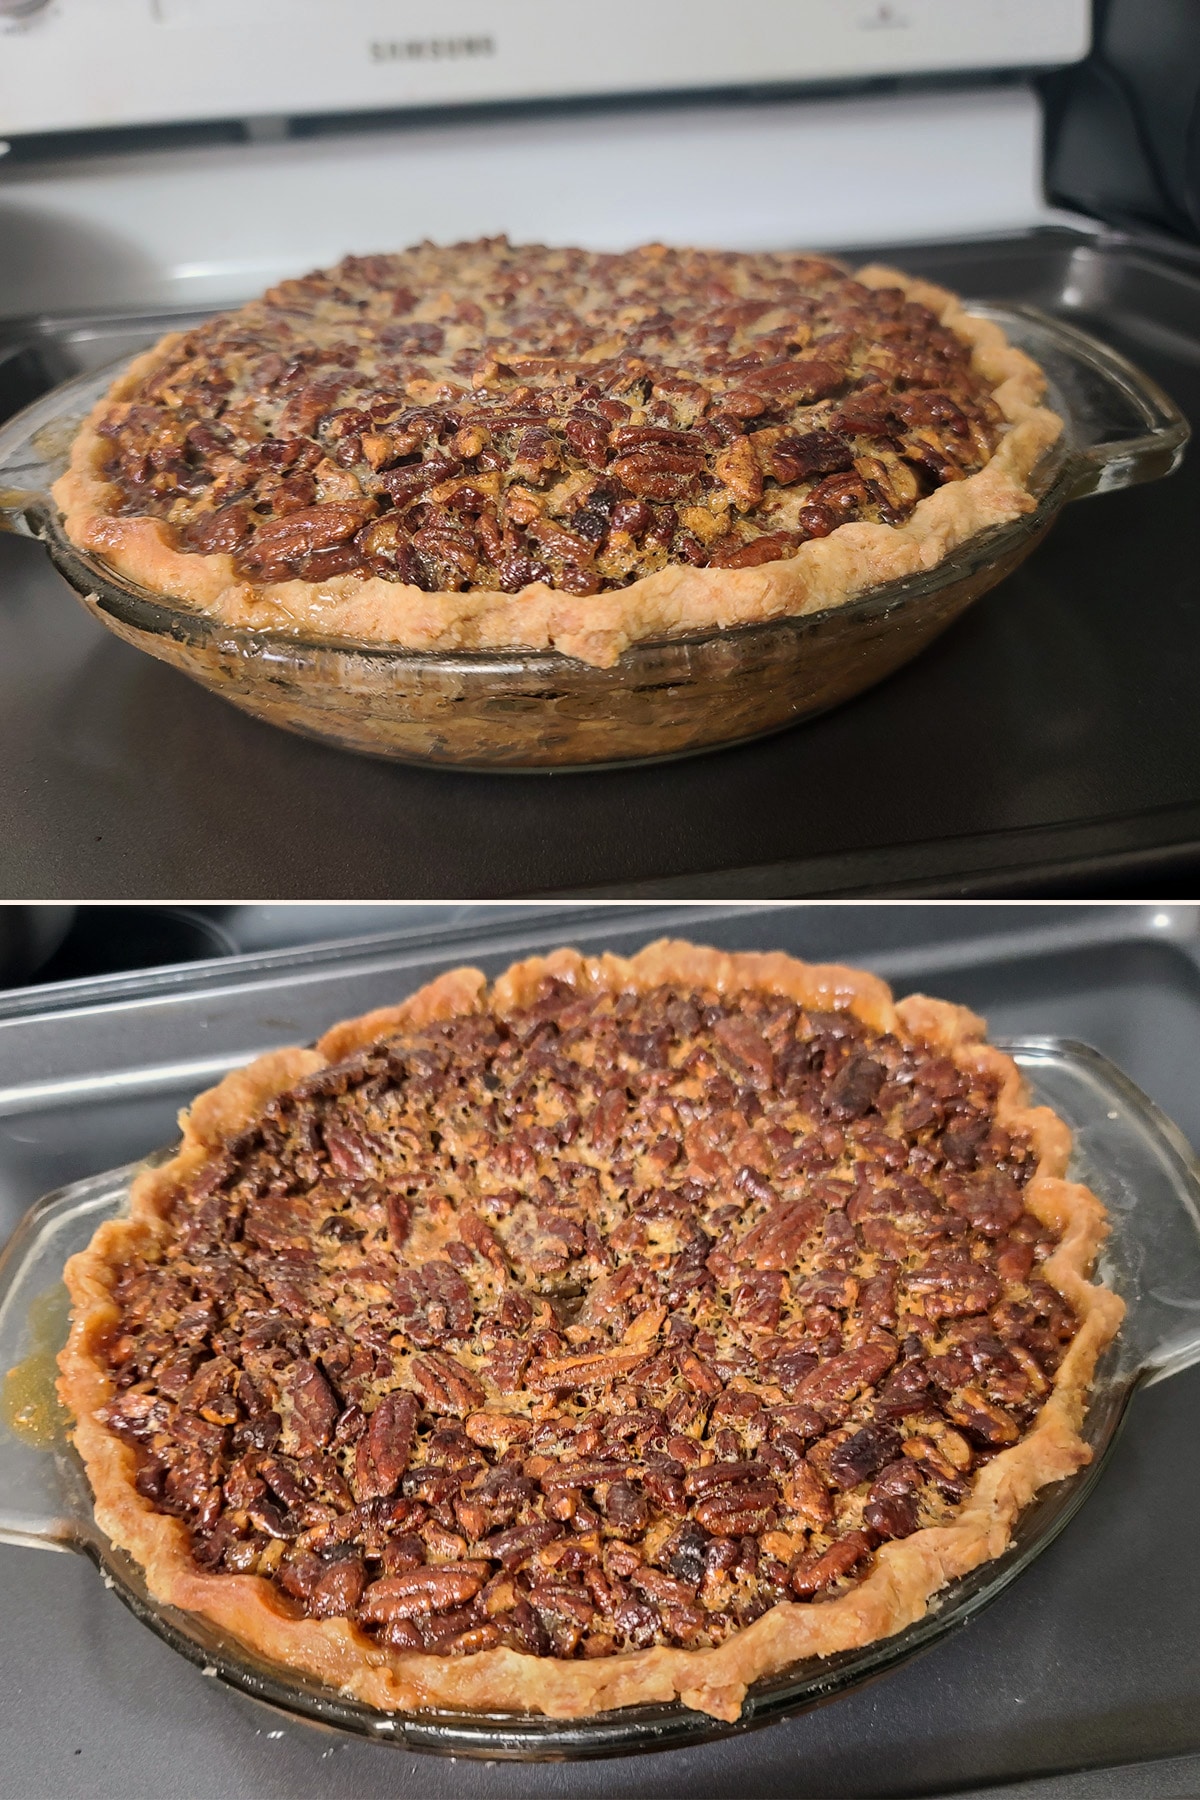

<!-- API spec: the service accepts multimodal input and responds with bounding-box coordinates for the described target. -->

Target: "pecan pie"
[58,943,1122,1722]
[52,240,1062,667]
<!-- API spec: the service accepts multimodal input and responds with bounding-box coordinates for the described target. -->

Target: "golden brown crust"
[59,941,1121,1722]
[51,268,1061,670]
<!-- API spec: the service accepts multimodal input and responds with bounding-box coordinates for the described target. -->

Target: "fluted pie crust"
[58,942,1122,1723]
[52,261,1062,669]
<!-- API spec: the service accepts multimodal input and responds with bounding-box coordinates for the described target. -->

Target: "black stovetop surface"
[1,227,1197,899]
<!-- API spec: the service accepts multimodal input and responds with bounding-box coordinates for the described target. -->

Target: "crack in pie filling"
[59,944,1123,1722]
[52,240,1063,667]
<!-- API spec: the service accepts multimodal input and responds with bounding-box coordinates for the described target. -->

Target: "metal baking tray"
[0,302,1186,770]
[3,901,1200,1796]
[1,1036,1196,1762]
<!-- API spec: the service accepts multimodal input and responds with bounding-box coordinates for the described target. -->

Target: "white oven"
[1,1,1088,312]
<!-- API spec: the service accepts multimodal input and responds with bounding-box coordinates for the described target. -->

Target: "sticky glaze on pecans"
[97,980,1078,1660]
[94,240,1007,596]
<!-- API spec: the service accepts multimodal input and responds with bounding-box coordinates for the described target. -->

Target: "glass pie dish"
[2,1037,1199,1761]
[0,304,1188,770]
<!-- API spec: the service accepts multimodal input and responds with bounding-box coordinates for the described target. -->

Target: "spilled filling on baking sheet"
[95,239,1006,596]
[97,979,1077,1659]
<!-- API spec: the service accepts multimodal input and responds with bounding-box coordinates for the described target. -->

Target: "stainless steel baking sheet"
[2,902,1200,1796]
[3,1030,1196,1762]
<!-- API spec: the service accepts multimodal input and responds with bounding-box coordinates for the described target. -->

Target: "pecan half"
[358,1562,490,1621]
[410,1354,485,1416]
[355,1391,419,1499]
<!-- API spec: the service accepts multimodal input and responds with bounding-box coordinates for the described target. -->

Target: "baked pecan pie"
[58,943,1122,1722]
[52,240,1062,667]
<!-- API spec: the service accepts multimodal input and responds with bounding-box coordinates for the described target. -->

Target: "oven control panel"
[0,0,1089,137]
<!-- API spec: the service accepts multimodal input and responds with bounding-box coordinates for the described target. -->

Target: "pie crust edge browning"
[57,942,1123,1723]
[51,267,1062,670]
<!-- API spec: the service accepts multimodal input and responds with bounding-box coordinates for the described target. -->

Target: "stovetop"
[1,226,1198,900]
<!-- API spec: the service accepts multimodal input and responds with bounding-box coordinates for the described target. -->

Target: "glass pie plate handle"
[0,307,1189,769]
[2,1038,1199,1759]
